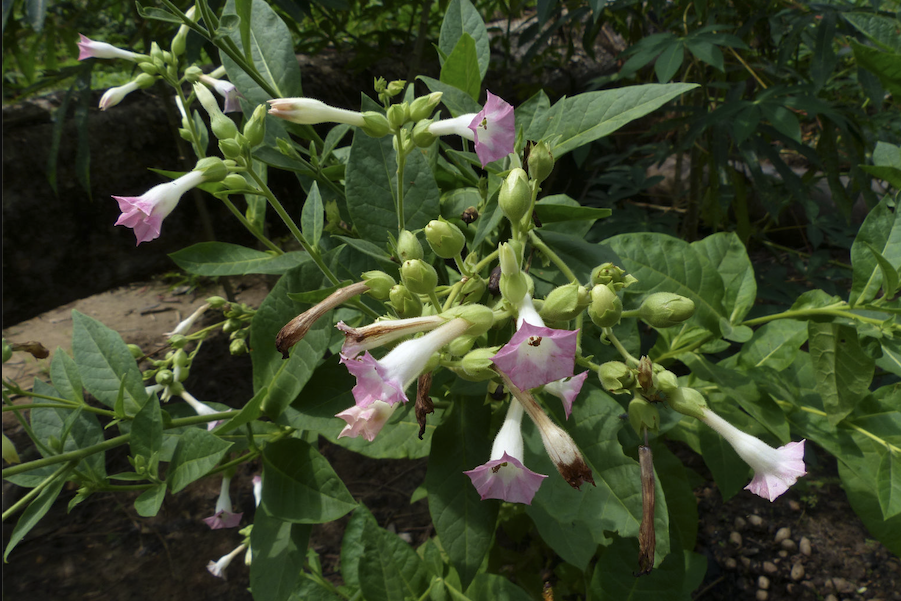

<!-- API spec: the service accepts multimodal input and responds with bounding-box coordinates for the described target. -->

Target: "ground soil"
[2,277,899,601]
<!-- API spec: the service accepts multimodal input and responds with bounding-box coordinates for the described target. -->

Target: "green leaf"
[590,537,690,601]
[438,0,490,80]
[214,386,266,435]
[71,311,147,414]
[130,396,163,464]
[878,451,901,520]
[605,232,728,338]
[738,320,808,372]
[170,242,307,276]
[332,236,395,267]
[221,0,303,105]
[732,104,761,145]
[440,33,481,100]
[135,2,187,24]
[340,505,380,588]
[261,438,356,523]
[49,349,83,404]
[534,196,612,223]
[465,574,533,600]
[4,469,70,560]
[250,507,312,601]
[865,242,900,300]
[302,182,324,251]
[419,76,482,117]
[166,428,233,493]
[31,391,106,481]
[424,399,496,589]
[844,13,901,52]
[760,103,801,143]
[358,513,430,601]
[134,483,166,517]
[542,84,697,157]
[655,41,684,83]
[851,39,901,98]
[808,323,875,425]
[691,232,757,324]
[531,230,620,284]
[685,39,724,71]
[877,337,901,378]
[851,196,901,306]
[840,460,901,556]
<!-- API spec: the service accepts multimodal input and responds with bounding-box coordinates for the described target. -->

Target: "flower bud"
[194,82,238,140]
[653,370,679,396]
[499,272,529,306]
[361,112,391,137]
[138,62,158,76]
[155,369,174,386]
[229,339,248,355]
[168,334,188,349]
[386,80,405,96]
[150,41,163,62]
[389,284,422,318]
[443,304,494,336]
[460,277,486,304]
[412,119,437,147]
[424,218,465,258]
[135,73,157,89]
[207,296,228,308]
[588,284,622,327]
[539,283,590,322]
[127,344,144,359]
[387,103,408,130]
[173,349,189,368]
[447,334,477,356]
[409,92,442,121]
[396,230,423,261]
[400,259,438,295]
[499,168,531,226]
[598,361,634,395]
[171,28,188,56]
[629,396,660,434]
[184,66,203,82]
[527,141,554,184]
[194,157,228,182]
[667,386,708,420]
[361,270,396,300]
[458,346,501,381]
[223,173,248,189]
[638,292,695,328]
[219,138,243,159]
[222,318,241,334]
[498,242,521,276]
[590,262,637,291]
[243,104,267,147]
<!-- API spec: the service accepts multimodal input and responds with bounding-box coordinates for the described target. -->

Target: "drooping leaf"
[166,428,233,493]
[440,33,481,100]
[170,242,307,276]
[251,507,312,601]
[358,512,430,601]
[808,323,875,425]
[4,468,70,560]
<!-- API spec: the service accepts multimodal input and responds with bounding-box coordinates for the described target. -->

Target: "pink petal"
[468,91,515,167]
[464,452,547,504]
[340,352,408,407]
[544,372,588,419]
[745,440,807,502]
[491,323,577,391]
[76,34,95,61]
[335,401,396,441]
[203,510,244,529]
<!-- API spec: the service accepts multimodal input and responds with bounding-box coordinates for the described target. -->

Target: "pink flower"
[336,400,398,441]
[341,318,470,408]
[491,322,578,391]
[701,410,807,501]
[267,98,366,126]
[464,400,547,504]
[203,474,243,529]
[77,34,139,61]
[206,544,246,579]
[99,81,140,111]
[543,372,588,419]
[199,75,242,113]
[336,315,446,358]
[467,91,515,167]
[113,170,206,244]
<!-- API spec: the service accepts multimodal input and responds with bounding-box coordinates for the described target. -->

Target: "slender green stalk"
[218,193,284,253]
[796,405,901,453]
[472,249,499,275]
[603,327,640,367]
[396,143,407,233]
[528,230,577,283]
[1,461,75,522]
[1,403,115,417]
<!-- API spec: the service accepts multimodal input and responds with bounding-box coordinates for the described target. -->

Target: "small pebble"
[724,558,737,570]
[734,516,747,530]
[775,527,791,543]
[781,539,797,551]
[749,514,764,527]
[741,557,752,569]
[729,531,743,548]
[791,563,805,581]
[799,536,812,556]
[756,591,768,601]
[825,595,838,601]
[801,581,816,591]
[786,583,797,595]
[778,550,789,558]
[763,561,778,574]
[831,577,856,594]
[758,576,770,590]
[788,500,801,511]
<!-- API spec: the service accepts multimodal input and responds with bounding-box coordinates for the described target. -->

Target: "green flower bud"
[206,296,228,308]
[171,29,187,57]
[161,50,174,64]
[387,103,408,130]
[184,66,203,82]
[425,218,465,259]
[443,304,494,336]
[447,334,477,356]
[155,369,174,386]
[396,230,423,262]
[499,168,531,226]
[598,361,634,395]
[460,277,486,304]
[389,284,422,318]
[412,119,437,147]
[386,80,406,96]
[173,349,189,368]
[361,112,391,137]
[229,339,248,355]
[527,141,554,184]
[194,156,228,182]
[629,396,660,435]
[638,292,695,328]
[168,334,188,349]
[362,270,396,300]
[400,259,438,295]
[653,370,679,396]
[194,82,237,140]
[138,62,159,76]
[539,283,590,322]
[588,284,622,327]
[223,173,248,190]
[2,433,21,464]
[373,77,387,94]
[667,386,708,420]
[499,272,529,306]
[134,73,157,89]
[590,262,638,291]
[222,318,242,334]
[409,92,442,121]
[458,346,501,381]
[218,138,243,159]
[243,104,267,147]
[127,344,144,359]
[150,42,163,62]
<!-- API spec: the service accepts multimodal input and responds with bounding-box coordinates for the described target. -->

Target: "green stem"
[1,461,75,522]
[1,403,115,417]
[97,483,154,492]
[603,327,640,367]
[219,193,284,253]
[428,290,443,313]
[472,249,499,275]
[528,230,577,283]
[742,305,884,327]
[442,280,465,312]
[763,240,852,270]
[796,405,901,453]
[396,143,407,233]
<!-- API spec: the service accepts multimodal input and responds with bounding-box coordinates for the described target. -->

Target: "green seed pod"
[666,386,708,420]
[396,230,423,262]
[457,346,501,381]
[638,292,695,328]
[498,168,531,226]
[539,283,590,322]
[362,270,396,300]
[588,284,622,327]
[389,284,422,318]
[598,361,634,395]
[229,339,248,356]
[400,259,438,295]
[223,174,248,190]
[527,140,554,184]
[424,218,465,259]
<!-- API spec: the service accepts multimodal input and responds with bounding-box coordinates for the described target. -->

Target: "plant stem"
[603,327,640,367]
[1,403,115,417]
[2,461,75,522]
[528,230,577,282]
[218,193,284,253]
[396,143,407,233]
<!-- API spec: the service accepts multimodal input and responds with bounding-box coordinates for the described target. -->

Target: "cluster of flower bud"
[638,292,696,328]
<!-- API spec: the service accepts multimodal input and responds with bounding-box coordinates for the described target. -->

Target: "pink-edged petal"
[464,452,547,505]
[203,509,244,530]
[467,91,514,167]
[744,440,807,501]
[491,323,577,390]
[543,371,588,419]
[340,352,408,407]
[335,401,396,441]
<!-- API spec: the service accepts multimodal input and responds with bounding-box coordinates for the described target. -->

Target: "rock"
[791,563,805,581]
[758,576,770,590]
[781,539,798,551]
[763,561,778,574]
[730,531,743,548]
[825,595,838,601]
[775,527,791,543]
[778,550,789,558]
[799,536,812,556]
[789,500,801,510]
[756,591,768,601]
[741,557,752,569]
[831,577,856,594]
[725,557,738,570]
[734,516,747,530]
[749,514,764,527]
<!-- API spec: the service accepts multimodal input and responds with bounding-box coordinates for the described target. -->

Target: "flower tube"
[113,170,207,244]
[267,98,366,126]
[335,400,398,442]
[181,390,222,431]
[199,74,242,113]
[464,399,547,504]
[427,91,514,167]
[203,474,243,529]
[166,303,210,338]
[206,544,247,579]
[77,34,140,61]
[336,314,446,358]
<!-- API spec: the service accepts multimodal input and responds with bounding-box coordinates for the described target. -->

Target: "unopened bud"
[243,104,267,147]
[396,230,423,261]
[598,361,634,395]
[361,271,396,300]
[539,283,590,322]
[138,62,158,76]
[173,349,189,368]
[134,73,156,89]
[424,218,465,258]
[386,80,405,96]
[458,346,501,381]
[409,92,443,121]
[629,396,660,434]
[171,29,187,56]
[498,242,521,276]
[667,386,708,420]
[447,334,477,356]
[184,66,203,82]
[590,263,637,291]
[389,284,422,318]
[168,334,188,349]
[229,339,248,355]
[387,103,408,130]
[193,82,237,140]
[638,292,695,328]
[499,168,531,225]
[219,138,243,159]
[412,119,437,147]
[127,344,144,359]
[588,284,622,327]
[460,277,486,304]
[194,156,228,182]
[155,369,174,386]
[527,141,554,184]
[361,112,391,137]
[206,296,228,308]
[400,259,438,295]
[443,304,494,336]
[653,370,679,395]
[223,173,248,189]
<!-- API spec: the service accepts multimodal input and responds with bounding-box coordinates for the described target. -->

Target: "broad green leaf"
[170,242,307,276]
[840,460,901,556]
[590,536,689,600]
[465,574,533,600]
[130,396,163,464]
[851,39,901,97]
[214,386,267,435]
[865,242,900,300]
[544,84,697,157]
[332,236,395,267]
[4,468,70,560]
[808,323,875,425]
[359,513,430,601]
[403,137,443,232]
[302,182,324,251]
[440,33,481,100]
[261,438,356,523]
[251,507,312,601]
[49,349,83,404]
[605,233,728,338]
[655,444,699,551]
[685,39,724,71]
[340,505,380,588]
[221,0,302,105]
[862,142,901,188]
[844,13,901,52]
[438,0,490,79]
[877,337,901,378]
[134,483,166,517]
[534,196,612,223]
[419,76,482,117]
[737,320,808,372]
[851,196,901,306]
[166,428,233,493]
[71,311,147,414]
[655,40,684,83]
[878,451,901,520]
[691,232,756,323]
[31,387,106,481]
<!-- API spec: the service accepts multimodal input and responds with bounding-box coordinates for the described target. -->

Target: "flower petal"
[464,452,547,504]
[467,91,514,166]
[491,322,577,390]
